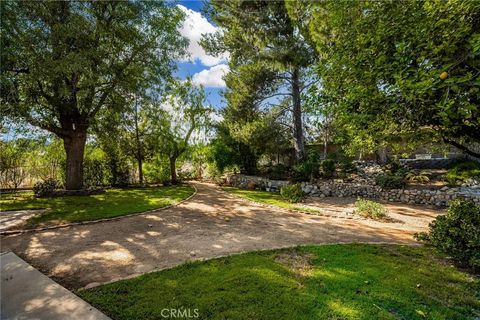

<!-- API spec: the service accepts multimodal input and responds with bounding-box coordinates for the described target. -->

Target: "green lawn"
[222,186,321,214]
[0,185,194,228]
[79,244,480,320]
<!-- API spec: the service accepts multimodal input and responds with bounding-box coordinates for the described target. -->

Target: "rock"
[302,185,313,194]
[225,173,480,207]
[84,282,101,289]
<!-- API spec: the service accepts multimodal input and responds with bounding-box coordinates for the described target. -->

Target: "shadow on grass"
[0,185,194,228]
[78,244,480,320]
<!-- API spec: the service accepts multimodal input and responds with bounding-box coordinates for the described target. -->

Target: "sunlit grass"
[79,244,480,320]
[222,186,322,214]
[0,185,194,228]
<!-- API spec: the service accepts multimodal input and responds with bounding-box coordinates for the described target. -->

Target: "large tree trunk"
[169,156,177,184]
[291,68,305,162]
[137,156,143,185]
[377,147,389,165]
[134,96,144,185]
[323,136,328,159]
[63,132,87,190]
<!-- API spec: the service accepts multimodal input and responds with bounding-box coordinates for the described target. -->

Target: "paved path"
[0,252,110,320]
[0,182,440,290]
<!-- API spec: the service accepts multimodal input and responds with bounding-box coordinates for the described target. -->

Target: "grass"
[222,186,321,214]
[79,244,480,320]
[446,161,480,186]
[0,185,194,228]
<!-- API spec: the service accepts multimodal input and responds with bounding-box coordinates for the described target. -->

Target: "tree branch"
[7,68,29,75]
[301,79,320,92]
[21,112,68,137]
[443,137,480,159]
[37,81,55,105]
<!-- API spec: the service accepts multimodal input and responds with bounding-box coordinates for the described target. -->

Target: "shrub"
[446,160,480,186]
[33,178,59,197]
[405,169,431,183]
[320,159,336,178]
[83,158,107,187]
[264,164,289,180]
[293,151,321,181]
[394,166,409,178]
[383,160,409,178]
[280,184,304,203]
[144,157,170,185]
[338,159,357,174]
[383,160,402,175]
[375,174,406,189]
[354,198,388,220]
[415,199,480,271]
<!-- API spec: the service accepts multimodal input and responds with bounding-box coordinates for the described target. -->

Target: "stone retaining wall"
[226,174,480,207]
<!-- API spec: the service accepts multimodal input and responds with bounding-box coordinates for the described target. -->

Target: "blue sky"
[1,1,226,142]
[175,1,228,111]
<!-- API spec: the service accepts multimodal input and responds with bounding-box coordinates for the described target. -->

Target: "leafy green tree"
[94,93,153,185]
[209,124,258,175]
[0,1,186,189]
[0,140,27,189]
[147,81,213,183]
[93,110,133,187]
[27,137,66,183]
[203,0,317,161]
[308,0,480,158]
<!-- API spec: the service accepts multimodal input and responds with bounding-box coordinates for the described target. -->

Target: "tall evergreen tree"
[203,0,317,161]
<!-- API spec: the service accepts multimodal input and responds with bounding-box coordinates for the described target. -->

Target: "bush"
[394,166,409,178]
[83,158,107,188]
[263,164,289,180]
[338,159,357,174]
[354,198,388,220]
[405,169,431,183]
[415,199,480,271]
[446,160,480,186]
[144,157,170,185]
[320,159,336,178]
[33,178,59,197]
[383,160,409,178]
[375,174,406,189]
[280,184,304,203]
[293,151,321,181]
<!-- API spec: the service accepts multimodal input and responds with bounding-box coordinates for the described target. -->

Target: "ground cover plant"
[354,198,388,220]
[280,184,304,203]
[79,244,480,320]
[446,161,480,186]
[375,174,406,189]
[0,185,194,228]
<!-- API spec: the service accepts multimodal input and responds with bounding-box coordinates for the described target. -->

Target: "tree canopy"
[0,1,187,189]
[203,0,317,161]
[147,80,213,183]
[307,0,480,158]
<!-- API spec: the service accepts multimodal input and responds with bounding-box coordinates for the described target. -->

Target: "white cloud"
[177,5,228,67]
[191,64,229,88]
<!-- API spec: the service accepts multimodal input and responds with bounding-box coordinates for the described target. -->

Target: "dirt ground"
[0,182,443,290]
